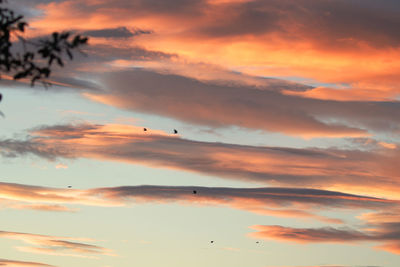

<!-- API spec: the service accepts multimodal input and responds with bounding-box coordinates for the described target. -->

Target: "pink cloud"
[1,123,400,198]
[249,220,400,255]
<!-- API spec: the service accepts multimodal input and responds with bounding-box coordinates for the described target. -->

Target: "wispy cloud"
[11,204,76,212]
[0,230,114,258]
[0,259,55,267]
[82,27,151,39]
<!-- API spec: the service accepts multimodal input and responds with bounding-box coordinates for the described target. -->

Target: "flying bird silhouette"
[0,93,3,118]
[143,128,147,131]
[173,129,178,134]
[67,186,72,188]
[193,190,197,194]
[210,241,214,243]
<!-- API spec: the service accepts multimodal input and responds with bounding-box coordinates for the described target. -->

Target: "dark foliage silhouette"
[0,0,88,102]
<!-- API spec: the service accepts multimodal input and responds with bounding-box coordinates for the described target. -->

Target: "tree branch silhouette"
[0,0,88,103]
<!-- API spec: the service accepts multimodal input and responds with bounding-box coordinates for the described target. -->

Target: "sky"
[0,0,400,266]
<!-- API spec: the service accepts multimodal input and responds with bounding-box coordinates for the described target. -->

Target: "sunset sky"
[1,1,400,266]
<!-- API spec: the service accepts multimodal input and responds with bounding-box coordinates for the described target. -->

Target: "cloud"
[0,181,118,208]
[84,69,400,138]
[1,123,400,198]
[55,163,68,169]
[7,1,400,132]
[249,220,400,255]
[11,204,76,212]
[0,182,397,223]
[6,180,394,255]
[21,0,400,94]
[0,259,55,267]
[87,185,398,223]
[30,0,400,48]
[90,185,394,211]
[0,230,114,258]
[6,60,398,139]
[283,87,398,102]
[12,41,398,140]
[82,27,151,38]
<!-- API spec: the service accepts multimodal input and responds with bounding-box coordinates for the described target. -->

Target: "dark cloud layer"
[0,181,397,223]
[34,0,400,48]
[87,69,400,137]
[82,27,152,38]
[91,185,394,210]
[197,0,400,48]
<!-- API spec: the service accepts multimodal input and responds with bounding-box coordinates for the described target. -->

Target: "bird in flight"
[193,190,197,194]
[143,128,147,131]
[68,186,72,188]
[210,241,214,243]
[0,94,4,118]
[173,129,178,134]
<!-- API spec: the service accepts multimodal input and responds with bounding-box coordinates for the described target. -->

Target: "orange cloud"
[23,0,400,99]
[55,163,68,169]
[283,87,397,102]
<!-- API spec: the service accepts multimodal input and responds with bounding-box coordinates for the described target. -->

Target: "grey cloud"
[0,139,74,160]
[86,44,176,61]
[90,185,394,210]
[189,0,400,48]
[82,27,152,38]
[29,0,400,48]
[198,1,280,38]
[43,0,206,19]
[91,69,400,136]
[0,181,396,222]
